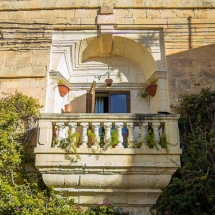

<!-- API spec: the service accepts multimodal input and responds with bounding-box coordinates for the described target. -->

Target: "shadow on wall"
[167,43,215,110]
[71,93,87,113]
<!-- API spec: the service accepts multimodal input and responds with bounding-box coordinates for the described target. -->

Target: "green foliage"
[133,140,143,148]
[88,129,99,145]
[58,130,80,161]
[153,88,215,215]
[145,129,158,149]
[137,88,148,98]
[84,200,129,215]
[160,134,169,152]
[0,92,81,214]
[110,129,118,146]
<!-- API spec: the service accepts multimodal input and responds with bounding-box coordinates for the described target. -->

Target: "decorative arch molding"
[82,35,157,80]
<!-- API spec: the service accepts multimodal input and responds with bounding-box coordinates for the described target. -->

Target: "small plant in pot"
[137,83,149,98]
[64,103,72,113]
[145,84,157,97]
[57,79,70,97]
[105,78,113,87]
[137,88,148,98]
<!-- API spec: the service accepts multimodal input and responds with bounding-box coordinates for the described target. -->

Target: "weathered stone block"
[18,66,32,77]
[28,0,42,9]
[100,6,113,14]
[132,9,147,18]
[201,68,215,78]
[116,9,132,18]
[102,175,124,188]
[43,174,65,187]
[8,11,24,20]
[80,175,102,187]
[124,175,145,189]
[58,9,75,18]
[56,0,71,7]
[24,11,41,19]
[127,193,147,204]
[179,58,193,67]
[85,0,101,7]
[64,175,79,187]
[31,66,46,77]
[41,10,55,19]
[79,195,95,204]
[97,14,116,25]
[81,18,96,25]
[176,79,191,89]
[7,79,20,88]
[134,17,153,25]
[147,10,161,18]
[75,9,97,18]
[131,0,146,7]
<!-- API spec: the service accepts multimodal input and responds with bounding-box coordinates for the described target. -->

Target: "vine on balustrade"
[134,129,169,152]
[58,130,81,162]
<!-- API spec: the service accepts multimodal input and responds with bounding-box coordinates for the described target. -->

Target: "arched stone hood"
[82,35,157,80]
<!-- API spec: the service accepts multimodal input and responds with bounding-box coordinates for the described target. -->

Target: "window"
[94,91,130,113]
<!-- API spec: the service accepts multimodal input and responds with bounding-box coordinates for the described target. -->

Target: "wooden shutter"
[86,81,96,113]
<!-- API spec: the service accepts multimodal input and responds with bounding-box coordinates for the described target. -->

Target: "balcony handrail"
[38,113,180,123]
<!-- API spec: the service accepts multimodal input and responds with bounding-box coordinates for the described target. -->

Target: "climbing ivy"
[152,88,215,215]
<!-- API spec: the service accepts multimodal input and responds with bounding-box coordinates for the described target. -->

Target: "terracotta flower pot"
[105,78,113,87]
[64,104,72,113]
[58,85,69,97]
[145,84,157,97]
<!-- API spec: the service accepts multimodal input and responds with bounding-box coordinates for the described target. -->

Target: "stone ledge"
[54,188,162,193]
[34,147,182,155]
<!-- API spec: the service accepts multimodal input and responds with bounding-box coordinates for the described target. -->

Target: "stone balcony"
[35,113,182,215]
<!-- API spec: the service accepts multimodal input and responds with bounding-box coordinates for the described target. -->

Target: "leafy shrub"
[0,92,81,214]
[152,88,215,215]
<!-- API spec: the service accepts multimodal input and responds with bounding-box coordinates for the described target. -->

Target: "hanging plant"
[55,78,70,97]
[145,84,157,97]
[137,88,148,98]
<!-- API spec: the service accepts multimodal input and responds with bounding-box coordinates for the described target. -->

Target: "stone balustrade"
[35,113,181,215]
[36,113,180,150]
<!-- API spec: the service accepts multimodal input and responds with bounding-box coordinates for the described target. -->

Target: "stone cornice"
[146,70,167,85]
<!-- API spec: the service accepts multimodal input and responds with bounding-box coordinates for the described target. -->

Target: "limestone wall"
[0,0,215,111]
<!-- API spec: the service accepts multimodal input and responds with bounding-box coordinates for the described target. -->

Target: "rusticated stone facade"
[0,1,215,107]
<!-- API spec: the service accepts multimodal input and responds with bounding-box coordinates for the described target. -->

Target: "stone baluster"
[56,122,66,144]
[127,122,134,148]
[152,122,161,149]
[68,122,78,141]
[104,122,112,145]
[80,122,89,148]
[115,122,124,148]
[140,122,148,149]
[92,122,100,146]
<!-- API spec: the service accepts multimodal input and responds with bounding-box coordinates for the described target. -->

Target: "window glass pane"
[110,94,127,113]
